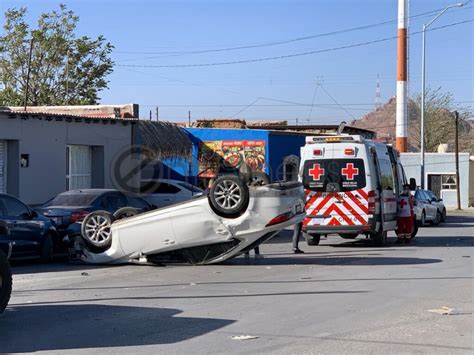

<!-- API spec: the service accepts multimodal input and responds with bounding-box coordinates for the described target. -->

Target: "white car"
[140,179,203,208]
[75,176,305,265]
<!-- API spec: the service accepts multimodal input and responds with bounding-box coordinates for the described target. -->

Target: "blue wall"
[268,132,306,181]
[151,128,307,183]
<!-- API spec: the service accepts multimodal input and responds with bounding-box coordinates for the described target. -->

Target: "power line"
[114,6,469,57]
[116,19,473,68]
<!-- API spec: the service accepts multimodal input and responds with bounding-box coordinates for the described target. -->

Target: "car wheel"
[209,175,250,218]
[339,233,358,239]
[305,233,321,246]
[372,230,387,247]
[420,211,426,227]
[431,211,441,226]
[411,216,419,238]
[441,209,447,222]
[39,233,54,263]
[113,207,140,221]
[0,250,12,314]
[81,211,114,249]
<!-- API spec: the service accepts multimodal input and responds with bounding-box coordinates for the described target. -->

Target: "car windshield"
[302,159,366,192]
[178,182,203,193]
[45,194,97,207]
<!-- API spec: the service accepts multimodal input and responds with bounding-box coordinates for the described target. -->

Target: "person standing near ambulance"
[396,184,415,243]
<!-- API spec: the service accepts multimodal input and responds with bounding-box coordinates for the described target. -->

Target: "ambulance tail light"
[368,190,375,214]
[344,148,354,156]
[313,149,323,156]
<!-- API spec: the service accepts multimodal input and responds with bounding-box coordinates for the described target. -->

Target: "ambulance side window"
[379,159,395,192]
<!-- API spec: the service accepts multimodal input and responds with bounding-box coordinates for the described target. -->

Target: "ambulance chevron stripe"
[304,188,369,227]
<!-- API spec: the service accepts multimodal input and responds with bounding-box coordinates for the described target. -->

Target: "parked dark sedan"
[36,189,153,239]
[0,194,57,261]
[0,243,12,313]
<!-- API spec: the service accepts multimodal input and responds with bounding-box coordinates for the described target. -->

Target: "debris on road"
[231,335,259,340]
[81,272,90,276]
[427,306,457,315]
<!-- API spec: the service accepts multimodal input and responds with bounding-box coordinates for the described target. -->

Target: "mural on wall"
[198,140,266,178]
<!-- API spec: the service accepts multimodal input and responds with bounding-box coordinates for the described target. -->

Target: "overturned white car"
[73,176,305,265]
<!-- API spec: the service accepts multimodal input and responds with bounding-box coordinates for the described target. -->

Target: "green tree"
[0,4,113,106]
[410,87,473,154]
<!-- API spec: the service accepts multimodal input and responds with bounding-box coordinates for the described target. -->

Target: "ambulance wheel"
[372,230,387,247]
[0,250,12,314]
[209,175,250,218]
[305,233,321,246]
[339,233,358,239]
[81,211,114,249]
[113,207,140,221]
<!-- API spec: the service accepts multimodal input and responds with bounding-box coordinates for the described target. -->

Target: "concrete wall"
[0,113,134,204]
[400,153,470,209]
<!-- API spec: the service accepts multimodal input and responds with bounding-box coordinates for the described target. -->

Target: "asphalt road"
[1,214,473,354]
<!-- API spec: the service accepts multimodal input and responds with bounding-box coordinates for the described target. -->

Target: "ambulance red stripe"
[358,188,368,200]
[305,191,321,210]
[325,203,355,226]
[345,191,369,215]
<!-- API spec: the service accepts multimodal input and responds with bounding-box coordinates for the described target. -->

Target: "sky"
[1,0,473,123]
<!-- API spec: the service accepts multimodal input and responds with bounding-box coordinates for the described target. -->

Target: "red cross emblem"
[341,163,359,180]
[399,199,407,208]
[308,164,325,180]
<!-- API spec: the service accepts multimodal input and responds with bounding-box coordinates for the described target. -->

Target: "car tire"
[305,233,321,246]
[411,216,419,238]
[209,175,250,218]
[373,230,387,247]
[431,211,442,226]
[39,233,54,263]
[81,211,114,249]
[441,209,447,223]
[339,233,358,239]
[113,207,140,221]
[420,211,426,227]
[0,250,12,314]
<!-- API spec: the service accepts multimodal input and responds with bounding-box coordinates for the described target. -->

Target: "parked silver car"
[413,189,446,226]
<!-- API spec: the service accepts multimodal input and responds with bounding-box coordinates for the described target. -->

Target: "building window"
[441,174,457,190]
[66,145,91,190]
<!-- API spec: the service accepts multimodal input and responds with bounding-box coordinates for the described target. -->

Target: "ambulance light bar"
[305,135,363,144]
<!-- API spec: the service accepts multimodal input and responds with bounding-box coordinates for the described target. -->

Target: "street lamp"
[420,2,464,189]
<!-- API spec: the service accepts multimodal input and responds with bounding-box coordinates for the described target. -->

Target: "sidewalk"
[447,206,474,215]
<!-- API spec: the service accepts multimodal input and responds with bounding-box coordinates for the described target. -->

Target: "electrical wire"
[116,19,473,68]
[114,6,470,57]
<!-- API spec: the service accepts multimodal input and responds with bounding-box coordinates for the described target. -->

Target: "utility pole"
[395,0,409,153]
[454,111,461,210]
[155,106,159,121]
[296,117,299,126]
[149,110,152,120]
[65,49,69,105]
[188,110,191,127]
[23,38,34,111]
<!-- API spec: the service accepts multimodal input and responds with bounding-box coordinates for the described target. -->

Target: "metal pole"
[420,25,426,189]
[454,111,461,210]
[23,38,34,110]
[188,110,191,127]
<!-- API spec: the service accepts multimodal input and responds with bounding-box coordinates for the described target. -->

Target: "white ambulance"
[299,134,409,246]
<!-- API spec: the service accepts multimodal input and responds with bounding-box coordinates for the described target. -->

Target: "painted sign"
[198,140,266,178]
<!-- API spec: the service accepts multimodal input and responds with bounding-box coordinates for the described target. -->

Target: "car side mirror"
[431,197,437,202]
[30,210,38,219]
[409,178,416,191]
[439,198,443,202]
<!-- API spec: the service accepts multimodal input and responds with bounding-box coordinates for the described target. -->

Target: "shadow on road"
[0,305,234,352]
[224,255,442,266]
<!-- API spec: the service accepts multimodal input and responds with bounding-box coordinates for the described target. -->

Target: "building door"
[0,141,6,193]
[66,145,91,190]
[428,174,442,198]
